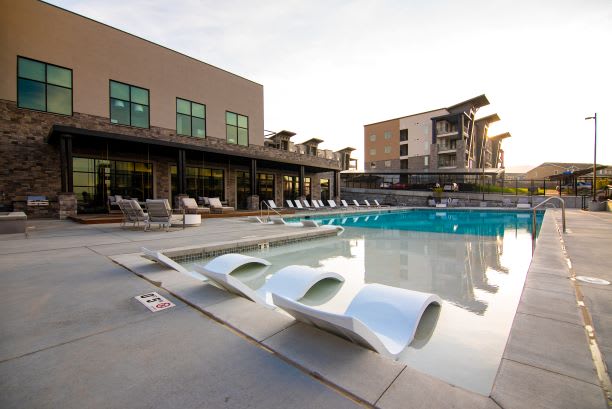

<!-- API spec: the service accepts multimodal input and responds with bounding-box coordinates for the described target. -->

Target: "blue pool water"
[186,209,545,394]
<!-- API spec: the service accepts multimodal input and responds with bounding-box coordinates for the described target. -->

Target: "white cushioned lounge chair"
[209,197,234,213]
[272,283,441,359]
[118,199,148,228]
[352,200,361,207]
[181,197,210,214]
[194,255,344,308]
[141,247,207,281]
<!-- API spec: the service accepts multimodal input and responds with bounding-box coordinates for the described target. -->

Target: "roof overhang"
[488,132,511,141]
[548,165,608,180]
[47,125,340,173]
[447,94,490,111]
[300,138,325,145]
[476,113,501,124]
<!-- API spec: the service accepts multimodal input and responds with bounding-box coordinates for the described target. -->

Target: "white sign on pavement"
[135,292,176,312]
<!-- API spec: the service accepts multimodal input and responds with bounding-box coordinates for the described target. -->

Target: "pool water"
[185,209,544,395]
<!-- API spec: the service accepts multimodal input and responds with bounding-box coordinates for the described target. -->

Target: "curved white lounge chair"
[141,247,207,282]
[194,255,344,308]
[272,283,441,359]
[194,254,272,304]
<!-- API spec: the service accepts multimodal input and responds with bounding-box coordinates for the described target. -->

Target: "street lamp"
[585,113,597,202]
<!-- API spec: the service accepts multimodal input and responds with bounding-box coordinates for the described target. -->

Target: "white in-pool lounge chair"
[141,247,207,281]
[194,255,344,308]
[272,283,441,359]
[516,198,531,209]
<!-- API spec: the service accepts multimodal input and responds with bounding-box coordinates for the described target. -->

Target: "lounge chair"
[181,197,210,214]
[427,199,436,207]
[516,198,531,209]
[302,199,318,210]
[317,200,326,208]
[435,199,447,208]
[193,254,344,308]
[363,200,373,207]
[145,199,173,231]
[141,247,207,281]
[502,198,513,207]
[341,199,351,208]
[352,200,361,207]
[272,283,441,359]
[209,197,234,213]
[267,200,283,210]
[285,200,295,209]
[294,200,311,210]
[373,200,389,208]
[118,199,148,228]
[327,200,338,209]
[448,198,459,207]
[308,200,323,210]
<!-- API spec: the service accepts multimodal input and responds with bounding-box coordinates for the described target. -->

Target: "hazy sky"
[48,0,612,171]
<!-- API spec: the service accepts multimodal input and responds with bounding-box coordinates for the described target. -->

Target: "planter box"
[0,211,27,234]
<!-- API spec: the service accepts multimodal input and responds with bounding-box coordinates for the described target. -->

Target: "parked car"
[556,182,591,192]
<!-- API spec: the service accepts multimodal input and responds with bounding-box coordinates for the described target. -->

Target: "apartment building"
[0,0,353,217]
[364,95,510,173]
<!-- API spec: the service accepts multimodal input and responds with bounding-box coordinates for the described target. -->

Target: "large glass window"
[73,157,152,212]
[17,57,72,115]
[400,144,408,156]
[400,129,408,142]
[320,178,330,202]
[257,173,274,203]
[177,98,206,137]
[226,111,248,146]
[170,166,224,201]
[283,176,300,201]
[110,80,149,128]
[236,171,250,209]
[304,177,311,200]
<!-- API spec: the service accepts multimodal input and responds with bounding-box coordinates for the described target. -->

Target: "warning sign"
[135,292,176,312]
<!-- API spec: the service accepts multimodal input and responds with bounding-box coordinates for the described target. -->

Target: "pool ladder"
[531,196,566,253]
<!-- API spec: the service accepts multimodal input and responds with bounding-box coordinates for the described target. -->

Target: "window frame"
[226,111,249,146]
[176,97,206,138]
[109,79,150,129]
[17,56,73,116]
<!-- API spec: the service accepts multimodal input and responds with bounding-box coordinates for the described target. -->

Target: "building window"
[257,173,274,203]
[400,129,408,142]
[384,131,392,140]
[176,98,206,137]
[320,178,330,201]
[226,111,248,146]
[369,148,376,156]
[400,145,408,156]
[384,146,391,154]
[384,161,391,167]
[283,176,300,201]
[17,57,72,115]
[369,134,376,142]
[305,177,311,200]
[424,156,429,166]
[110,80,149,128]
[171,165,224,201]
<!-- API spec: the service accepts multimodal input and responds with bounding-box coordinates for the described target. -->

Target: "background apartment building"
[0,0,354,217]
[364,95,510,174]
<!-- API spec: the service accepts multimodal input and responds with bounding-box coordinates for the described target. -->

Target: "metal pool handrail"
[532,197,566,244]
[260,200,282,221]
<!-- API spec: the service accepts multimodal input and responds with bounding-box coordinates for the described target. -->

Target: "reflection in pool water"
[185,210,542,395]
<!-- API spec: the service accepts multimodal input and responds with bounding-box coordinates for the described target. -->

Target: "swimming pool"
[185,209,544,395]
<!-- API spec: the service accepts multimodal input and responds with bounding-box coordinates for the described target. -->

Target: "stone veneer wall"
[0,100,342,217]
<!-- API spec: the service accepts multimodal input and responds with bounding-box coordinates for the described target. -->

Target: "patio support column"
[247,159,259,210]
[177,149,186,194]
[333,170,340,199]
[59,134,73,193]
[299,165,305,198]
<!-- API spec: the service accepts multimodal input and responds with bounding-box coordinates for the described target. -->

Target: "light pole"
[585,113,597,202]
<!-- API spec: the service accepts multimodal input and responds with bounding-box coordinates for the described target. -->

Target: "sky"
[47,0,612,172]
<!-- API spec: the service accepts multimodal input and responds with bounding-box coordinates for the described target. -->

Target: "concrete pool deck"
[0,209,610,408]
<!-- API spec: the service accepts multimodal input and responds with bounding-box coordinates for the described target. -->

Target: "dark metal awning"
[47,125,340,173]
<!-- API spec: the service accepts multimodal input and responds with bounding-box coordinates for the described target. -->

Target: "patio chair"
[209,197,234,213]
[181,197,211,214]
[145,199,173,231]
[272,283,441,359]
[141,247,207,281]
[327,200,338,209]
[193,255,344,308]
[118,199,148,228]
[502,198,513,207]
[427,199,436,207]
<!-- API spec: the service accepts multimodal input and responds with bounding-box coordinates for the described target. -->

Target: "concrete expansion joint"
[373,366,406,407]
[502,357,602,387]
[515,311,585,328]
